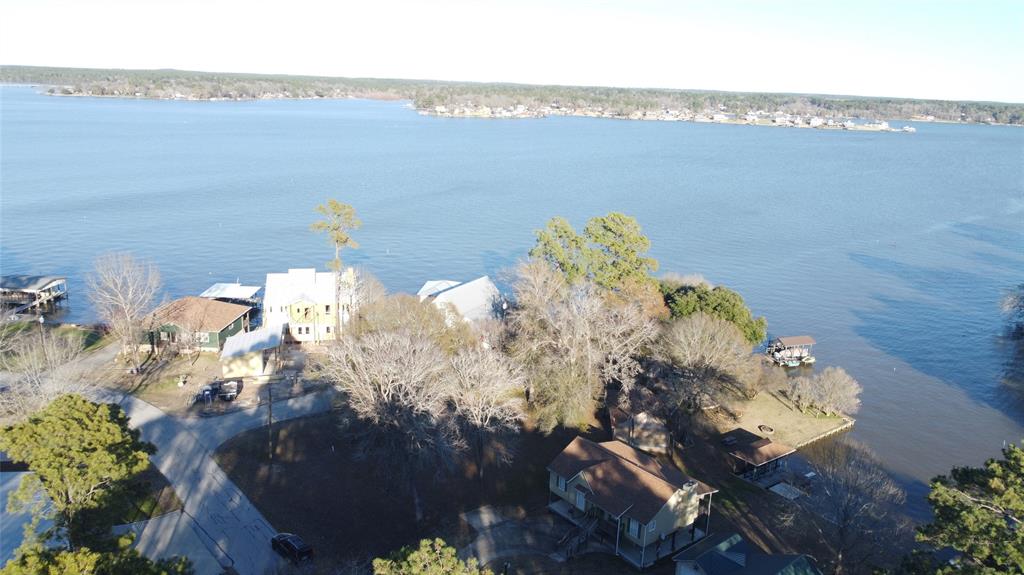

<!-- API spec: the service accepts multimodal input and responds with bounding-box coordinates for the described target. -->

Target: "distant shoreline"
[10,84,1001,131]
[2,64,1020,128]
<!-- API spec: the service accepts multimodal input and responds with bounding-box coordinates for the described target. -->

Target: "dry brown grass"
[725,390,852,448]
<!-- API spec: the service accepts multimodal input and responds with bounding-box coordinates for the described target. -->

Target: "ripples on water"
[2,86,1022,518]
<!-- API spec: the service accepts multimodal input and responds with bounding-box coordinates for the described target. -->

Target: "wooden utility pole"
[267,382,274,461]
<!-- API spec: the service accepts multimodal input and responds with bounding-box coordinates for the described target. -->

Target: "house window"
[326,326,331,333]
[647,521,656,533]
[325,305,330,313]
[160,331,169,341]
[575,489,586,511]
[556,475,567,492]
[629,519,640,538]
[198,333,210,343]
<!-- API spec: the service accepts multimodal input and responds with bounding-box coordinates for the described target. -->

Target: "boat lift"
[767,335,816,367]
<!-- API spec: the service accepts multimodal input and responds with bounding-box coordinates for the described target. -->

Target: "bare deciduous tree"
[319,331,463,521]
[353,294,474,354]
[507,261,657,432]
[351,267,387,310]
[812,366,862,416]
[804,439,908,574]
[87,253,161,371]
[660,272,712,288]
[787,375,816,412]
[449,347,525,479]
[0,315,20,362]
[655,313,760,415]
[0,327,95,422]
[660,313,752,380]
[785,366,862,416]
[1003,283,1024,334]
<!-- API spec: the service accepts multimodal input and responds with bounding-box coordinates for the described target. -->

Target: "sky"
[1,0,1021,103]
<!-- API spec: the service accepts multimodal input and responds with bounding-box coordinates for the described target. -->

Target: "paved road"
[3,338,334,575]
[100,389,335,575]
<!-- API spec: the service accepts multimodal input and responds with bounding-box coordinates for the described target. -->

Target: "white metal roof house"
[263,268,356,343]
[417,276,500,323]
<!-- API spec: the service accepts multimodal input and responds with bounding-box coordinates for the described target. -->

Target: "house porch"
[548,498,706,570]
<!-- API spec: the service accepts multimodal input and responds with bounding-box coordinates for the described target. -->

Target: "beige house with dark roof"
[548,437,717,569]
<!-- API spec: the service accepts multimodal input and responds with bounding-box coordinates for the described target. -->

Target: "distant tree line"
[2,65,1022,124]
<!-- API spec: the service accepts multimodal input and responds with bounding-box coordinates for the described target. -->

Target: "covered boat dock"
[767,335,816,367]
[0,275,68,317]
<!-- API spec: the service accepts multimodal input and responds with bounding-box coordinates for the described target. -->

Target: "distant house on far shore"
[146,296,250,353]
[417,276,500,324]
[673,532,822,575]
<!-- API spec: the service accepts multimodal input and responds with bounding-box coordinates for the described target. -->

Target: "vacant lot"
[215,411,609,565]
[213,402,871,573]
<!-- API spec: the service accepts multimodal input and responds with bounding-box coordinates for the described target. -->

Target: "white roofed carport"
[199,283,262,300]
[220,325,284,360]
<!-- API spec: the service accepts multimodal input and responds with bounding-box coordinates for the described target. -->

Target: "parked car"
[216,379,242,401]
[271,533,313,564]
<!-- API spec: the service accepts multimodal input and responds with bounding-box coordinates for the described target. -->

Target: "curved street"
[100,386,334,575]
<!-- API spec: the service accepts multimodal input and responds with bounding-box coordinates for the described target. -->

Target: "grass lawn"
[725,390,852,448]
[53,325,110,352]
[214,411,608,565]
[108,464,182,525]
[118,353,223,414]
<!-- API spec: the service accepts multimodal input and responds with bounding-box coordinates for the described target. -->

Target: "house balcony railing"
[548,498,706,569]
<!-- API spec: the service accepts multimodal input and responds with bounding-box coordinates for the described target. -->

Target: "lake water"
[2,85,1022,518]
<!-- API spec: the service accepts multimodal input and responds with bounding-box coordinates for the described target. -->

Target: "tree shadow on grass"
[213,409,608,565]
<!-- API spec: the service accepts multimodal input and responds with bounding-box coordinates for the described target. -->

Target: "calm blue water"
[2,85,1022,517]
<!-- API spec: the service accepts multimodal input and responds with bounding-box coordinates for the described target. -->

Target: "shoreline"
[6,83,1019,129]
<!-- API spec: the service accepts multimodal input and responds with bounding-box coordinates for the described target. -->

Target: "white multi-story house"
[262,268,356,343]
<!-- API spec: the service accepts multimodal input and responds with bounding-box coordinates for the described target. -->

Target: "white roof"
[264,268,337,306]
[423,276,500,322]
[417,280,462,299]
[199,283,262,300]
[0,275,65,292]
[220,325,283,359]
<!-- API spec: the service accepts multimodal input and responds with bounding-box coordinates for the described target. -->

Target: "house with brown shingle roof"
[548,436,717,570]
[146,296,251,352]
